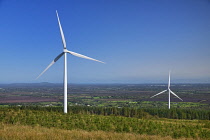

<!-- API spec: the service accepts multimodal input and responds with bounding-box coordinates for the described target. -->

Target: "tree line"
[3,105,210,120]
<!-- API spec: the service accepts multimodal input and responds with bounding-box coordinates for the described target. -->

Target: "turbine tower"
[150,71,183,109]
[36,11,104,113]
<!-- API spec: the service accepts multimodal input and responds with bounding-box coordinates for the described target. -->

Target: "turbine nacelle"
[63,49,68,53]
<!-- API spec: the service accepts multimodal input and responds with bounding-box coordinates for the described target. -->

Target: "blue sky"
[0,0,210,84]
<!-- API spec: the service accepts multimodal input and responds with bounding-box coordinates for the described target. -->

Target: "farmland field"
[0,83,209,109]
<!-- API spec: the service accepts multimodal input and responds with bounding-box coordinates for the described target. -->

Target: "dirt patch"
[0,96,59,103]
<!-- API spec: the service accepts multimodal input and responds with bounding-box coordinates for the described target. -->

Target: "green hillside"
[0,106,210,139]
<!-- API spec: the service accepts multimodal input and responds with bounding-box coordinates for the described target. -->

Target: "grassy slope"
[0,124,194,140]
[1,108,210,139]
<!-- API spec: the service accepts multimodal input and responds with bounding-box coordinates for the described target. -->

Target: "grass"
[0,105,9,107]
[0,124,195,140]
[139,101,208,109]
[93,97,100,99]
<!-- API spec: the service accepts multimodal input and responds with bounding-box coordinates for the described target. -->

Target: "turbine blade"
[170,90,183,101]
[67,50,105,64]
[56,10,67,49]
[150,90,167,98]
[36,52,64,79]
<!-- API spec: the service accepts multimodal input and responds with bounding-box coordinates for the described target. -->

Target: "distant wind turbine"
[150,71,183,109]
[36,10,105,113]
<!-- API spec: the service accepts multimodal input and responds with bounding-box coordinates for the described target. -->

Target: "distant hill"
[0,83,63,88]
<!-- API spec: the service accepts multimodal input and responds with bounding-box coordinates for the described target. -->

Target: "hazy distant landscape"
[0,83,209,109]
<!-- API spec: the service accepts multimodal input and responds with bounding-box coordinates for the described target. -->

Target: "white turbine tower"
[36,11,105,113]
[150,71,183,109]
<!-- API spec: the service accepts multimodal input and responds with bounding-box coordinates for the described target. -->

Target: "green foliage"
[2,105,210,120]
[0,106,210,139]
[143,108,210,120]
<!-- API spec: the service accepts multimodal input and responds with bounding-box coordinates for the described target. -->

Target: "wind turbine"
[150,71,183,109]
[36,11,105,113]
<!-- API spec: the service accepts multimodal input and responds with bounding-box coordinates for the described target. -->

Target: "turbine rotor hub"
[63,49,68,53]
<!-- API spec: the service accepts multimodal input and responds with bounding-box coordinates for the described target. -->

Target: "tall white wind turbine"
[150,71,183,109]
[36,11,105,113]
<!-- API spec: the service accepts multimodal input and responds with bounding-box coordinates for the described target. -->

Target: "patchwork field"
[0,83,209,109]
